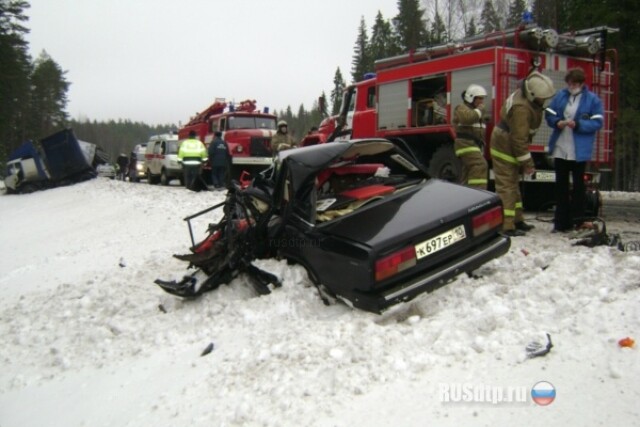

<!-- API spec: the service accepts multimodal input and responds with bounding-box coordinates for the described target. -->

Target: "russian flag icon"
[531,381,556,406]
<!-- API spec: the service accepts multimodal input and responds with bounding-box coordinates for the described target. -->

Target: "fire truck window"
[210,121,217,133]
[367,87,376,109]
[229,116,257,130]
[412,76,447,126]
[348,93,356,113]
[257,117,277,130]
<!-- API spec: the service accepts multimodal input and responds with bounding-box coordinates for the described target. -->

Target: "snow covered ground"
[0,178,639,427]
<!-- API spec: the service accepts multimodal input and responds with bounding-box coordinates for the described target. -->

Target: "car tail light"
[472,206,503,237]
[375,246,417,282]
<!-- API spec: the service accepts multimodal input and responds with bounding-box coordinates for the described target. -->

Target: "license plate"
[415,225,466,260]
[533,171,555,182]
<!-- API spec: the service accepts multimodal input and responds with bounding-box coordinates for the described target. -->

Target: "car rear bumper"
[162,167,183,177]
[344,234,511,313]
[232,157,273,166]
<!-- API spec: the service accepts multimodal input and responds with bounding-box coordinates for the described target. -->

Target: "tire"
[160,169,169,186]
[147,170,160,185]
[20,183,38,194]
[428,144,461,182]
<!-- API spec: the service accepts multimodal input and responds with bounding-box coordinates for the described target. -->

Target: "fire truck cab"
[304,23,618,210]
[179,98,277,178]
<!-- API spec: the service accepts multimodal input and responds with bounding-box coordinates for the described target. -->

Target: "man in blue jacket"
[208,131,230,190]
[545,68,604,232]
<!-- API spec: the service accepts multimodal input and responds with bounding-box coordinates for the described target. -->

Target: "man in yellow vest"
[178,130,208,191]
[489,71,555,236]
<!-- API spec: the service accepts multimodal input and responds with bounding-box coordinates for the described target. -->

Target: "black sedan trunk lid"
[318,179,496,250]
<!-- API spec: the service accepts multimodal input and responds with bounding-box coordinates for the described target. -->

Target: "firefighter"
[454,84,489,189]
[271,120,297,153]
[489,71,555,236]
[178,130,208,191]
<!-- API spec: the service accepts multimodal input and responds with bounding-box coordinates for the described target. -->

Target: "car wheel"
[160,170,169,186]
[428,144,461,182]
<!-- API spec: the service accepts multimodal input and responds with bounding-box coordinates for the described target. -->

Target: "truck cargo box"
[40,129,93,181]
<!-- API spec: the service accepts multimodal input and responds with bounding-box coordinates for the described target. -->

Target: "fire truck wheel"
[428,144,461,182]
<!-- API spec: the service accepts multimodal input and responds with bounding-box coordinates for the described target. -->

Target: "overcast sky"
[25,0,400,126]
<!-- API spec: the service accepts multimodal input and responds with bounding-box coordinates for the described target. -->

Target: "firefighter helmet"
[277,120,288,127]
[463,84,487,104]
[524,71,555,104]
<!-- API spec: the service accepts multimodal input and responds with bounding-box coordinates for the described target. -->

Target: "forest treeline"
[2,0,639,190]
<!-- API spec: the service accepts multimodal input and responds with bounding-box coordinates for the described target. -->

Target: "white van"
[144,134,182,185]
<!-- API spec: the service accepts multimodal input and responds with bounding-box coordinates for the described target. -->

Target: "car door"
[152,141,163,175]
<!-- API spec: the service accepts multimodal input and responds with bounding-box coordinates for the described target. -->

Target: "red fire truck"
[178,98,277,177]
[303,24,618,210]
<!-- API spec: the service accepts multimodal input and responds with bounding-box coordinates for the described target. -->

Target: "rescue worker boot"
[502,217,526,237]
[515,221,535,231]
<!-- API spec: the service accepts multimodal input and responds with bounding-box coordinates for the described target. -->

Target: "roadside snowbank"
[0,179,638,426]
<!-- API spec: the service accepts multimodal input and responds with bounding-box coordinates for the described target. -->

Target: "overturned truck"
[4,129,106,194]
[156,138,511,313]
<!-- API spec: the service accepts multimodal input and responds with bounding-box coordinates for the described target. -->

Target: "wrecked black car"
[155,138,510,313]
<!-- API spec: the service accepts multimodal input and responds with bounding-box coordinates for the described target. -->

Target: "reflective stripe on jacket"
[178,138,208,163]
[489,89,539,169]
[453,103,486,143]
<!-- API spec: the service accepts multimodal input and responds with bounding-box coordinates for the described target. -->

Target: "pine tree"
[393,0,428,51]
[506,0,527,28]
[466,17,478,37]
[531,0,573,29]
[369,11,397,63]
[309,92,325,125]
[0,0,32,163]
[431,11,447,44]
[351,16,372,82]
[331,67,346,115]
[29,50,70,139]
[480,0,501,33]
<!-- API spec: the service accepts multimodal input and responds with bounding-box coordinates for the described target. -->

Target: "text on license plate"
[415,225,466,260]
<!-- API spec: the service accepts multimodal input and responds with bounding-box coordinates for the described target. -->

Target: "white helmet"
[463,84,487,104]
[524,71,555,104]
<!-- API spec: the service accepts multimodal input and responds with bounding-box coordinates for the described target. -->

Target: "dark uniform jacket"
[208,137,229,167]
